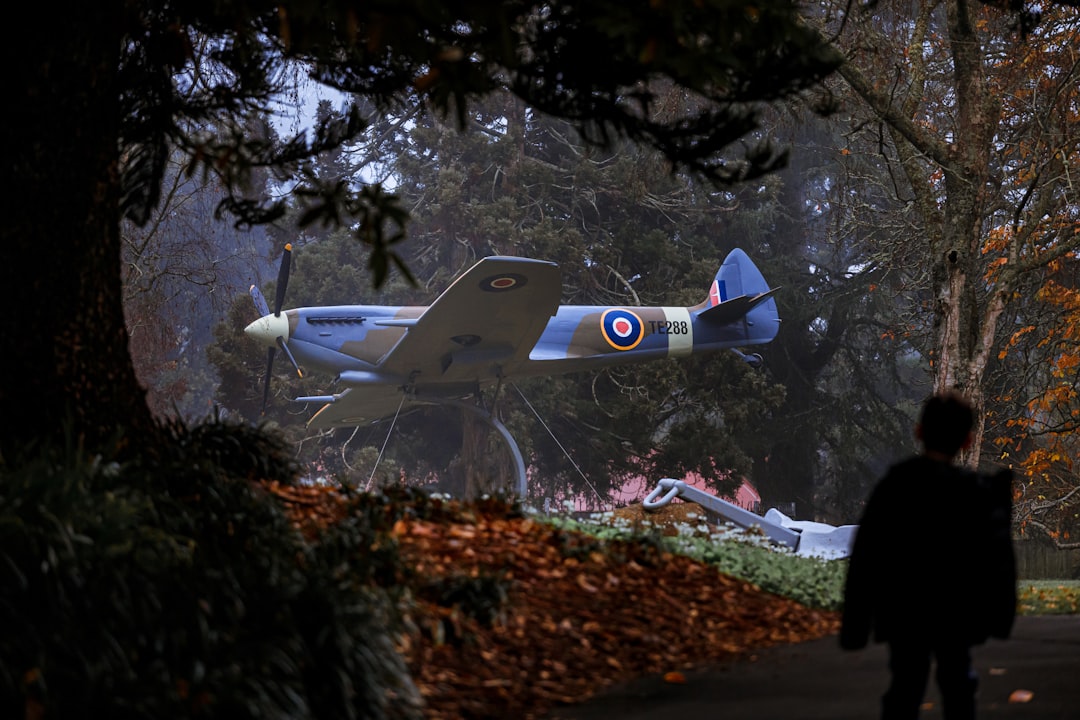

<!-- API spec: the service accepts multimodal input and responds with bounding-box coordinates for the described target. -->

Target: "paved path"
[547,616,1080,719]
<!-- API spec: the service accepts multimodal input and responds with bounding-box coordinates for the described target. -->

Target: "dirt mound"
[609,499,722,536]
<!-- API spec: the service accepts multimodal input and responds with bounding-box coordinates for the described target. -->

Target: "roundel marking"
[600,308,645,351]
[479,273,528,292]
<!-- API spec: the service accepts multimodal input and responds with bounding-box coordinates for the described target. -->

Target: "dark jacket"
[840,457,1016,650]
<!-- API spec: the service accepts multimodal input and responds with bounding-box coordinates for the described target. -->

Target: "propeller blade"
[256,244,294,414]
[273,243,292,316]
[277,336,304,378]
[262,346,276,413]
[249,284,270,318]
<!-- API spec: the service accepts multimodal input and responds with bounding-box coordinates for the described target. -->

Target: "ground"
[268,485,839,719]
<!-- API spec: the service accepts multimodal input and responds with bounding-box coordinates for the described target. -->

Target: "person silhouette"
[840,392,1016,720]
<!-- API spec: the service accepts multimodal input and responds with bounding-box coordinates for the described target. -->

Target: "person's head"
[916,392,974,458]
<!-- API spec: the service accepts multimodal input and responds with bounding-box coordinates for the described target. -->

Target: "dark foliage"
[418,573,511,629]
[0,419,420,720]
[110,0,843,292]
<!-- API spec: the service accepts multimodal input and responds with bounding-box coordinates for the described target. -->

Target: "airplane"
[244,245,781,489]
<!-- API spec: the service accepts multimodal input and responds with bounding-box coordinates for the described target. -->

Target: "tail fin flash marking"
[696,288,779,325]
[709,280,727,307]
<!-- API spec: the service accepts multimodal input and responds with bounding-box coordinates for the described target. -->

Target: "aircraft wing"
[305,386,414,428]
[377,256,562,383]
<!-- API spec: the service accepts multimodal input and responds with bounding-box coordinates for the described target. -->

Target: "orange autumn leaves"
[268,483,838,719]
[397,507,838,719]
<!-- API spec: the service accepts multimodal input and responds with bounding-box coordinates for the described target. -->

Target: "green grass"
[1017,580,1080,615]
[540,510,1080,616]
[540,510,848,611]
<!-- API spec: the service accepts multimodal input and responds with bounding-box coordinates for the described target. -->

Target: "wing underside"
[306,387,409,428]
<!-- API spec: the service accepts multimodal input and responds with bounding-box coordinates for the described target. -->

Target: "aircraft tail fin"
[693,248,780,344]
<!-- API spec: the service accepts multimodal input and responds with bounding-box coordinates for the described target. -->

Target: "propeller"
[246,244,303,413]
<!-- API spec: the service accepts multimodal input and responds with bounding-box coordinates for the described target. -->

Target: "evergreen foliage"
[208,97,794,505]
[5,0,842,457]
[208,94,928,521]
[723,114,927,519]
[0,420,420,720]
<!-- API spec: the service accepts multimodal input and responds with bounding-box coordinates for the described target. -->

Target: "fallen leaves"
[396,504,839,719]
[663,671,688,684]
[1009,689,1035,703]
[268,484,840,719]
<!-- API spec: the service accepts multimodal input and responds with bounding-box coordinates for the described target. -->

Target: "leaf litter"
[268,483,839,719]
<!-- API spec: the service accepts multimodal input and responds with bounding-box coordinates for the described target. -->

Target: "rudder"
[713,249,760,305]
[695,249,780,345]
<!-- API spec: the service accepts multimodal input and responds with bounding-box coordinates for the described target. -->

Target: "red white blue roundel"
[479,273,528,292]
[600,308,645,351]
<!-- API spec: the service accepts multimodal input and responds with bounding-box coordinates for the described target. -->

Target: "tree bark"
[2,6,155,459]
[832,0,1002,469]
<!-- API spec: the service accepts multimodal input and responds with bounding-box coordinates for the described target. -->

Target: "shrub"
[0,419,421,720]
[547,511,847,610]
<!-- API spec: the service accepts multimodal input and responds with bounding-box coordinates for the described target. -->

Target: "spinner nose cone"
[244,313,290,347]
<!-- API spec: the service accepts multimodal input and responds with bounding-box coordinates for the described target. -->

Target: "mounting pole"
[441,398,527,497]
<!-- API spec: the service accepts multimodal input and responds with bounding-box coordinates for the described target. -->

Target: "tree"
[209,90,790,503]
[3,0,841,460]
[380,90,805,503]
[796,0,1080,539]
[123,150,271,419]
[990,256,1080,546]
[212,86,930,518]
[806,0,1080,466]
[728,110,927,521]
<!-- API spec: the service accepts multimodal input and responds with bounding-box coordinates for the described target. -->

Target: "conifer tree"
[5,0,839,458]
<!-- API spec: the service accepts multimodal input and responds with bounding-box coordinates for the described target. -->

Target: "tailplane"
[693,248,780,344]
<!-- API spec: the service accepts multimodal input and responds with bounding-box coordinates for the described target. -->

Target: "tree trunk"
[836,0,1001,470]
[2,7,155,459]
[460,408,492,500]
[929,0,998,468]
